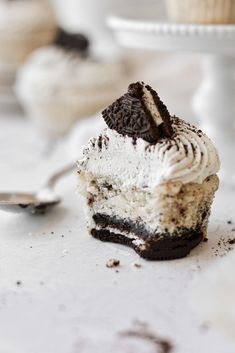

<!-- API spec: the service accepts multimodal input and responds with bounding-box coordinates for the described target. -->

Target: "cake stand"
[108,16,235,186]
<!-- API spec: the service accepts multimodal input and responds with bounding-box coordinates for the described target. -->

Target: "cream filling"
[94,224,145,247]
[142,86,163,126]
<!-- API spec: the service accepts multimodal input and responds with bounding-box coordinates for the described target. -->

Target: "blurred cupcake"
[15,29,126,137]
[166,0,235,24]
[0,0,56,76]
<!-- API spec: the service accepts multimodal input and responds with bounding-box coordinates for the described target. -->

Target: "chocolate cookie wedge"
[54,28,89,55]
[102,81,173,143]
[77,82,220,260]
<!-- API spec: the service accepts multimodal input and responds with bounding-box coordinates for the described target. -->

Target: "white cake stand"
[108,16,235,186]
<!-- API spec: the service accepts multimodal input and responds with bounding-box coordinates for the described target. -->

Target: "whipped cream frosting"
[15,46,124,98]
[0,0,55,34]
[78,117,220,189]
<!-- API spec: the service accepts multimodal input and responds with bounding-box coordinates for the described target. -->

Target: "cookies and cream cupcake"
[77,82,220,260]
[15,28,125,137]
[166,0,235,24]
[0,0,56,74]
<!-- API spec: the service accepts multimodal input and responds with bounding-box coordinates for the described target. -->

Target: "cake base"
[91,214,204,260]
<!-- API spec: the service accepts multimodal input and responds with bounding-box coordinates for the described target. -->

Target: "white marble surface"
[0,55,235,353]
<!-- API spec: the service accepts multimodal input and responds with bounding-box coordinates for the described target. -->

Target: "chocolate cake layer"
[91,228,203,261]
[91,213,204,260]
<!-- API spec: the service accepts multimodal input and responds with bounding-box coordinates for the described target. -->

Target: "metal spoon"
[0,163,76,214]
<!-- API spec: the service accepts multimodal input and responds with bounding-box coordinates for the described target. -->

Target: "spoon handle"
[45,163,76,189]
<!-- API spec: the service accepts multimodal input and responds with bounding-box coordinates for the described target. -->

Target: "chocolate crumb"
[106,259,120,268]
[183,144,188,156]
[54,28,89,55]
[200,322,210,332]
[97,135,103,150]
[51,231,54,235]
[132,262,142,268]
[203,238,208,242]
[214,235,235,257]
[227,220,233,225]
[16,281,22,286]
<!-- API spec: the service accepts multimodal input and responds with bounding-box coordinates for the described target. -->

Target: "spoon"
[0,163,76,214]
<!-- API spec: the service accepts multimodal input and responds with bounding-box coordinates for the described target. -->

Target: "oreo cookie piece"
[54,28,89,55]
[102,82,174,144]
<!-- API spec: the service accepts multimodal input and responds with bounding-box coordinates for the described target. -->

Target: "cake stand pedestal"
[108,17,235,186]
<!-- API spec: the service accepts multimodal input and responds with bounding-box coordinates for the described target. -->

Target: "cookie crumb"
[203,238,208,242]
[200,322,210,332]
[132,262,142,268]
[62,249,68,256]
[106,259,120,268]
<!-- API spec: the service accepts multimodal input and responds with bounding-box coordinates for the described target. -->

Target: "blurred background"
[0,2,235,352]
[0,0,202,191]
[0,0,199,131]
[2,0,235,190]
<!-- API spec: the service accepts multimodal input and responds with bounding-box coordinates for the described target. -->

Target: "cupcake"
[77,82,220,260]
[0,0,56,74]
[166,0,235,24]
[15,29,125,137]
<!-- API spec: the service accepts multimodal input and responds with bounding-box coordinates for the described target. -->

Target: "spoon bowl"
[0,163,75,214]
[0,192,61,214]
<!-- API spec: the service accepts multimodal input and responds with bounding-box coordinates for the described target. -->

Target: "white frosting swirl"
[78,118,220,189]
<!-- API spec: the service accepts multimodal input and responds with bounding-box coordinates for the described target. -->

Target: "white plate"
[108,16,235,54]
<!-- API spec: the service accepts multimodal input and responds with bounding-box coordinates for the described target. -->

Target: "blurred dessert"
[15,28,125,137]
[166,0,235,24]
[0,0,56,78]
[77,82,220,260]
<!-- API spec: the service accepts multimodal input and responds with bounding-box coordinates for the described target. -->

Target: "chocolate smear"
[54,28,89,55]
[119,322,173,353]
[102,82,173,143]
